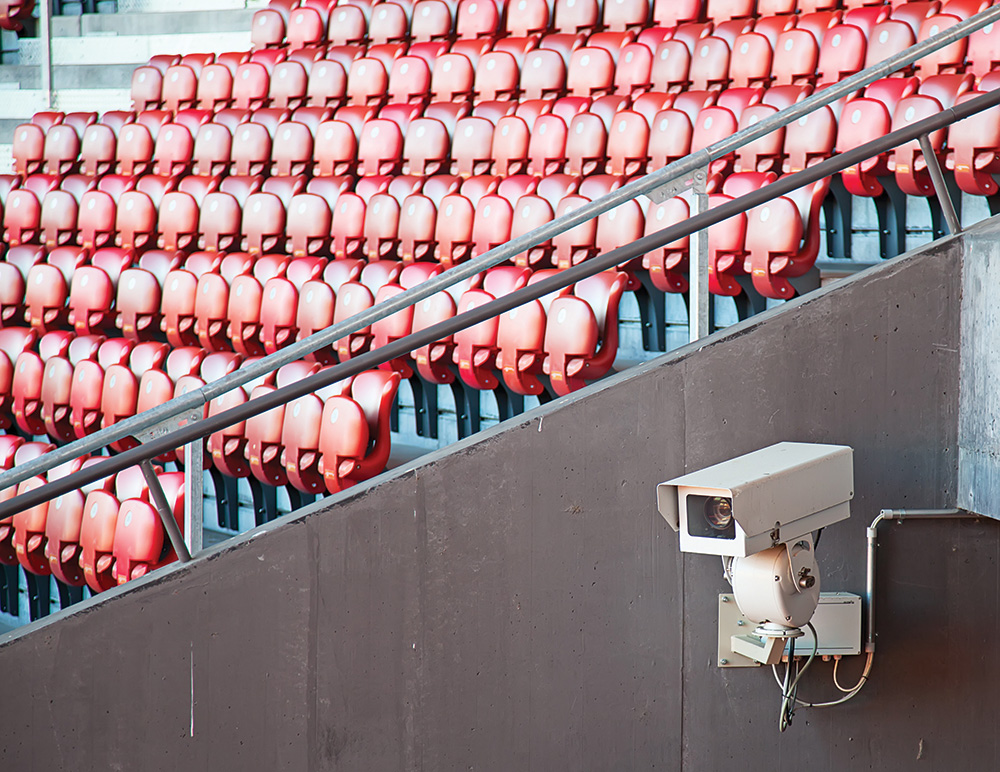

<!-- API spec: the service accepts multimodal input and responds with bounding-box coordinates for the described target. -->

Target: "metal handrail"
[2,4,1000,493]
[2,85,999,519]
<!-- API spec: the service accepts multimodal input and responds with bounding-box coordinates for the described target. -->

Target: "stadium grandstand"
[1,0,1000,767]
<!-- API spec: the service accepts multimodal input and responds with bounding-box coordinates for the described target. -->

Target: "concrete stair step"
[53,8,257,37]
[19,30,252,66]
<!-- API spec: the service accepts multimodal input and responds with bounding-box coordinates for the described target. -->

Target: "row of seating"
[254,0,981,54]
[0,451,183,619]
[131,5,1000,118]
[0,245,628,409]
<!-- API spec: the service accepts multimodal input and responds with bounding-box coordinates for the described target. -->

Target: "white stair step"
[0,88,131,119]
[20,30,252,66]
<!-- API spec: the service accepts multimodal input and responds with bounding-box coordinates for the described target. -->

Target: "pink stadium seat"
[689,36,731,92]
[42,125,81,177]
[435,193,476,267]
[648,108,694,169]
[651,40,692,92]
[227,254,288,356]
[456,0,500,39]
[947,91,1000,196]
[318,369,400,493]
[744,179,828,299]
[915,14,967,79]
[44,457,112,588]
[194,252,253,351]
[605,110,649,177]
[358,118,404,176]
[67,248,131,337]
[115,251,178,342]
[246,361,320,489]
[772,29,820,87]
[431,52,475,102]
[112,472,185,584]
[412,0,453,42]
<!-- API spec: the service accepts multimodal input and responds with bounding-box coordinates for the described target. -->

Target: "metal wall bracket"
[647,167,706,204]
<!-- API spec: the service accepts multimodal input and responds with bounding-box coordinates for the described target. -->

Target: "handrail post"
[689,170,710,342]
[39,0,53,109]
[183,438,204,555]
[918,133,962,235]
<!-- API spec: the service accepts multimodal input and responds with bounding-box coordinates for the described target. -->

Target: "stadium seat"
[744,180,829,299]
[194,252,253,351]
[67,248,132,336]
[116,250,181,342]
[915,14,967,79]
[112,471,185,584]
[44,457,112,589]
[772,29,820,87]
[946,90,1000,196]
[318,369,400,493]
[435,193,476,267]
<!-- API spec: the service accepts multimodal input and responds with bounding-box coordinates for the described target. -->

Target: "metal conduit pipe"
[865,508,976,654]
[0,7,997,492]
[3,86,1000,518]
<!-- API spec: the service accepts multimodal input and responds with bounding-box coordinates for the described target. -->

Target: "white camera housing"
[656,442,854,557]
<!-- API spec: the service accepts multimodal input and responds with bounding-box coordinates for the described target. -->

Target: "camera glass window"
[686,494,736,540]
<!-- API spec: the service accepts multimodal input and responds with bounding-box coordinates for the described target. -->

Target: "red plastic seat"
[837,98,893,196]
[42,457,111,587]
[552,195,597,269]
[100,341,169,447]
[112,472,185,584]
[784,104,836,173]
[318,369,400,493]
[642,196,690,293]
[400,117,448,176]
[648,108,693,169]
[817,24,867,85]
[915,14,967,79]
[131,66,164,112]
[772,29,820,87]
[161,65,198,113]
[412,0,453,41]
[890,95,948,197]
[69,338,133,440]
[346,57,389,107]
[357,118,404,176]
[194,252,253,351]
[245,361,319,487]
[24,248,86,334]
[332,261,403,361]
[330,192,367,260]
[232,62,270,111]
[744,179,829,299]
[68,248,131,336]
[39,190,79,249]
[946,91,1000,196]
[456,0,500,39]
[0,247,43,326]
[491,115,531,176]
[434,193,476,268]
[115,252,175,343]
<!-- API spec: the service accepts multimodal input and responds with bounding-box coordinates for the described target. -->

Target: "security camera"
[656,442,854,664]
[656,442,854,558]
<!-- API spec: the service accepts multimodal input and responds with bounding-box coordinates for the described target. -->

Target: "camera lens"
[704,497,733,531]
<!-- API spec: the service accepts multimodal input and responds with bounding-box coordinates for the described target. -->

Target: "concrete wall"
[959,217,1000,517]
[2,235,992,771]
